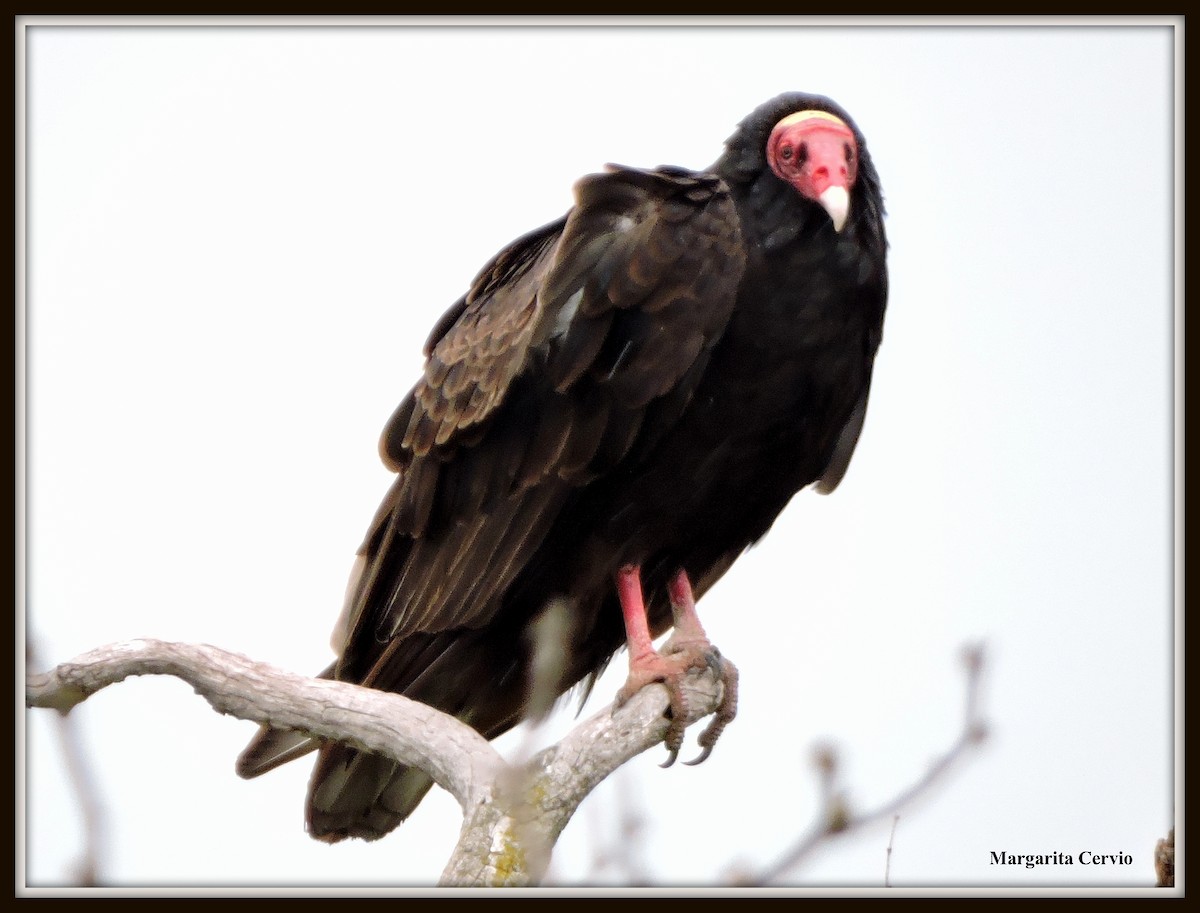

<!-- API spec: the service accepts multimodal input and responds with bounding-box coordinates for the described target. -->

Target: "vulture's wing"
[237,165,744,782]
[815,269,887,495]
[814,390,869,494]
[333,165,746,682]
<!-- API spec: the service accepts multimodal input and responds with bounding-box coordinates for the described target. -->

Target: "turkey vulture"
[237,91,889,842]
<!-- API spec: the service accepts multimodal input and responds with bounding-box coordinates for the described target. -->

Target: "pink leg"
[614,564,739,767]
[667,568,711,644]
[617,565,658,664]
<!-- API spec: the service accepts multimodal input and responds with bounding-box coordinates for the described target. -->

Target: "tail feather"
[235,625,531,842]
[303,627,526,841]
[236,661,336,779]
[307,747,435,842]
[236,725,321,779]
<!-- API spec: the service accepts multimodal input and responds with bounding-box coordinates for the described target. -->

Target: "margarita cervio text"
[990,851,1134,869]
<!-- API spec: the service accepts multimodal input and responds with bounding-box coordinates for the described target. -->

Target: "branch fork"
[26,638,727,886]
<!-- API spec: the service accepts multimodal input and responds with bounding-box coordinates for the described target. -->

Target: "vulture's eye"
[845,143,854,162]
[780,145,794,161]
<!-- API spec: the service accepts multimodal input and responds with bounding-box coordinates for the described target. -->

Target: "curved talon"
[660,682,689,766]
[661,715,686,767]
[681,700,724,766]
[612,683,638,711]
[703,649,724,677]
[685,654,740,766]
[683,745,713,767]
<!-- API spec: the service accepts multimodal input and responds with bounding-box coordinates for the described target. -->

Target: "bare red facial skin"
[767,114,859,204]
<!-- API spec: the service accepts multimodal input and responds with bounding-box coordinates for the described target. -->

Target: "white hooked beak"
[818,185,850,232]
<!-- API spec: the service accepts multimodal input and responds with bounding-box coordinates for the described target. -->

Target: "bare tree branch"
[26,637,726,886]
[884,815,899,888]
[439,669,723,885]
[571,771,651,886]
[26,639,502,815]
[27,640,108,887]
[752,644,989,885]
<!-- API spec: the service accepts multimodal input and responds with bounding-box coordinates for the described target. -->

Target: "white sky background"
[21,23,1176,891]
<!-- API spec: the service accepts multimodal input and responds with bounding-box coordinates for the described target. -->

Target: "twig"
[884,815,899,887]
[28,641,107,886]
[754,644,989,885]
[575,770,650,886]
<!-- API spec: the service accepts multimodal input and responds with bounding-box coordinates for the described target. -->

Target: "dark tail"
[235,629,529,842]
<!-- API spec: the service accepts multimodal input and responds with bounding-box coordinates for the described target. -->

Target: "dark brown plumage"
[237,91,889,842]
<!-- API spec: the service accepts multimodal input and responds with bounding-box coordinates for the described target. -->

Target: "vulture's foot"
[614,565,740,767]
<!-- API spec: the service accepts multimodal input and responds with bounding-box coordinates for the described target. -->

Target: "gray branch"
[26,638,724,886]
[750,645,989,885]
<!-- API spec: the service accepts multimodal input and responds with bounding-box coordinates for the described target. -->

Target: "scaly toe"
[683,655,739,765]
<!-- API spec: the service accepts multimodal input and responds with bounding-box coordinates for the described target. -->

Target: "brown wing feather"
[377,217,566,472]
[330,164,744,685]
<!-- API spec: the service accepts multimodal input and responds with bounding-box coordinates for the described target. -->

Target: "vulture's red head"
[715,92,882,241]
[765,110,859,232]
